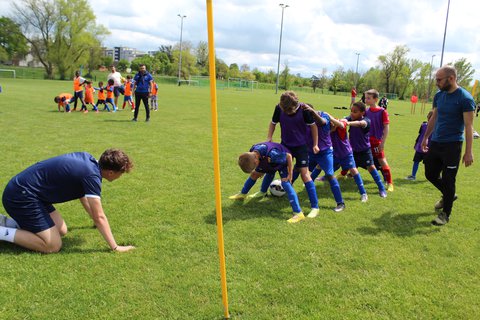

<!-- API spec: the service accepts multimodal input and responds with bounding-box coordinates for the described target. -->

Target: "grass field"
[0,78,479,319]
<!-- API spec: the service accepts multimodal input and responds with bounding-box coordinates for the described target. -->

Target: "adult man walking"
[132,64,153,122]
[421,65,475,226]
[107,65,124,107]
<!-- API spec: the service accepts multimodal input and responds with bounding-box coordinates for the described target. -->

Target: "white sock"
[0,214,20,228]
[0,226,17,243]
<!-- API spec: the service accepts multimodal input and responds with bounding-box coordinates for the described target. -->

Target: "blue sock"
[281,181,302,213]
[353,173,367,195]
[304,180,319,209]
[241,177,256,194]
[260,173,275,193]
[327,176,344,204]
[310,167,322,181]
[370,169,386,192]
[291,171,300,185]
[411,161,420,177]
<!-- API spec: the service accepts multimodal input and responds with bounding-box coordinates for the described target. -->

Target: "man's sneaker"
[434,194,458,210]
[247,191,267,199]
[405,175,416,181]
[431,211,449,226]
[386,183,394,192]
[288,212,305,223]
[131,118,137,122]
[333,203,346,212]
[228,193,247,200]
[306,208,320,218]
[360,194,368,202]
[379,190,387,198]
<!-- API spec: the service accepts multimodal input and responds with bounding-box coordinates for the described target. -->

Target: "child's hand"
[312,145,320,154]
[301,103,314,113]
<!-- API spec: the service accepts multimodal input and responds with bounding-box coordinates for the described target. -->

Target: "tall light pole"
[427,54,436,102]
[354,52,360,87]
[439,0,450,67]
[177,14,186,83]
[275,4,289,94]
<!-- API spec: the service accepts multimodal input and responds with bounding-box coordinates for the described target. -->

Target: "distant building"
[101,46,147,63]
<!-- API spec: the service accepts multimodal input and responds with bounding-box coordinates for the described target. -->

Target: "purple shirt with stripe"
[272,104,315,147]
[346,116,371,152]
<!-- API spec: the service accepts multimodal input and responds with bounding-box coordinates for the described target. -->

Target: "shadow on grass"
[103,119,135,122]
[204,196,292,225]
[356,211,441,237]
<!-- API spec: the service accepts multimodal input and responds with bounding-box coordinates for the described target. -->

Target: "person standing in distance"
[0,149,135,253]
[107,65,124,107]
[132,64,153,122]
[421,65,475,226]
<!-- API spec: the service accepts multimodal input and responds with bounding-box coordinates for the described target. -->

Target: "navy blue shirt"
[133,71,153,93]
[432,87,475,142]
[9,152,102,204]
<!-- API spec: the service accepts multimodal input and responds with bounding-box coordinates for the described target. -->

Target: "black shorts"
[413,151,426,163]
[282,144,309,168]
[114,86,125,97]
[353,149,374,169]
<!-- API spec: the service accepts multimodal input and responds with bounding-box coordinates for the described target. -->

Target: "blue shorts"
[309,148,334,176]
[124,95,132,102]
[283,144,309,168]
[2,181,56,233]
[334,153,357,171]
[114,86,124,97]
[353,149,375,169]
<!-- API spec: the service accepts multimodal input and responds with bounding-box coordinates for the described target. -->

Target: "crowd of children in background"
[229,89,398,223]
[53,70,158,114]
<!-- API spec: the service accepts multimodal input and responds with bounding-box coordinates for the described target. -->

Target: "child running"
[267,91,320,223]
[105,79,117,112]
[94,81,107,111]
[84,81,97,113]
[122,75,134,111]
[346,101,387,198]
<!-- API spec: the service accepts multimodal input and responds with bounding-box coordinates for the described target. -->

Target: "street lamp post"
[427,54,436,102]
[177,14,186,83]
[440,0,450,67]
[275,4,289,94]
[354,52,360,87]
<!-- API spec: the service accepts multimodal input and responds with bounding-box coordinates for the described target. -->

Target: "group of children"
[229,89,396,223]
[54,71,159,113]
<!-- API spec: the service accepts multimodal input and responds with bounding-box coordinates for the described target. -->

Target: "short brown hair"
[238,152,257,173]
[279,91,299,113]
[352,101,366,112]
[99,148,133,173]
[365,89,379,99]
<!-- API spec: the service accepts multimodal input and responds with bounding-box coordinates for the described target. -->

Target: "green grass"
[0,78,479,319]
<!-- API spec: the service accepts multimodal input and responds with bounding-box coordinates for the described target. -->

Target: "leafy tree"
[452,58,475,88]
[101,55,113,68]
[172,48,197,79]
[116,59,130,72]
[378,45,409,94]
[280,62,291,90]
[131,55,155,74]
[228,63,240,79]
[0,17,28,63]
[195,41,208,71]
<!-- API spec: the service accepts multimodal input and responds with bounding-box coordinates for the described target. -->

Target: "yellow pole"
[206,1,230,318]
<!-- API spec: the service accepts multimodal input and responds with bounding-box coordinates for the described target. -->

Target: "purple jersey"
[366,107,389,140]
[306,111,332,151]
[251,142,290,174]
[272,104,315,147]
[330,122,352,159]
[347,116,371,152]
[414,122,429,153]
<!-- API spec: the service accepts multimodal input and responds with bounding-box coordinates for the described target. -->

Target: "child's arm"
[379,124,389,151]
[323,112,344,128]
[283,153,294,183]
[348,119,367,128]
[267,122,276,142]
[302,104,327,126]
[310,124,319,154]
[421,108,437,152]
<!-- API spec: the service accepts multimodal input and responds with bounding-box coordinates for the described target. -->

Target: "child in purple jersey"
[267,91,320,223]
[324,114,368,202]
[406,111,433,180]
[346,102,387,198]
[229,142,305,223]
[302,104,345,213]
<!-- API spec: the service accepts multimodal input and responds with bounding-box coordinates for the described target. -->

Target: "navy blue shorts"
[2,181,56,233]
[413,151,426,163]
[353,149,375,169]
[283,144,309,168]
[114,86,125,97]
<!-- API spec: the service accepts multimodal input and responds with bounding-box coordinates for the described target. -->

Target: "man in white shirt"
[107,65,124,106]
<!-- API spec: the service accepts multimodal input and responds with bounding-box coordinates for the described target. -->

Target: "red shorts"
[370,137,385,159]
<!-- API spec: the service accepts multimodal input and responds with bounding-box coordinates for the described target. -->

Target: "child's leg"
[368,165,386,195]
[281,180,302,214]
[325,175,344,205]
[310,166,322,181]
[300,167,318,210]
[411,161,420,177]
[378,157,392,185]
[350,168,367,196]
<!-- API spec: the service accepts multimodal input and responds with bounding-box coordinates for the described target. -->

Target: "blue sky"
[2,0,480,82]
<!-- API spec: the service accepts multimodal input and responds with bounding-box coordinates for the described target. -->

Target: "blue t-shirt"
[432,87,476,142]
[10,152,102,204]
[133,71,153,93]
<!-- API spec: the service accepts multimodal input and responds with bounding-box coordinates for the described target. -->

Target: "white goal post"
[0,69,16,78]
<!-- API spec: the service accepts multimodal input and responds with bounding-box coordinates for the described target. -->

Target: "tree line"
[0,0,477,100]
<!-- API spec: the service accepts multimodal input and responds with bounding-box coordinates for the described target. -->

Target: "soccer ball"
[269,179,286,197]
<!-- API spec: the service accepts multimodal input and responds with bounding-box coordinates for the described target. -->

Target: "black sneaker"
[434,194,458,210]
[431,211,449,226]
[131,118,137,122]
[146,118,150,122]
[333,203,346,212]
